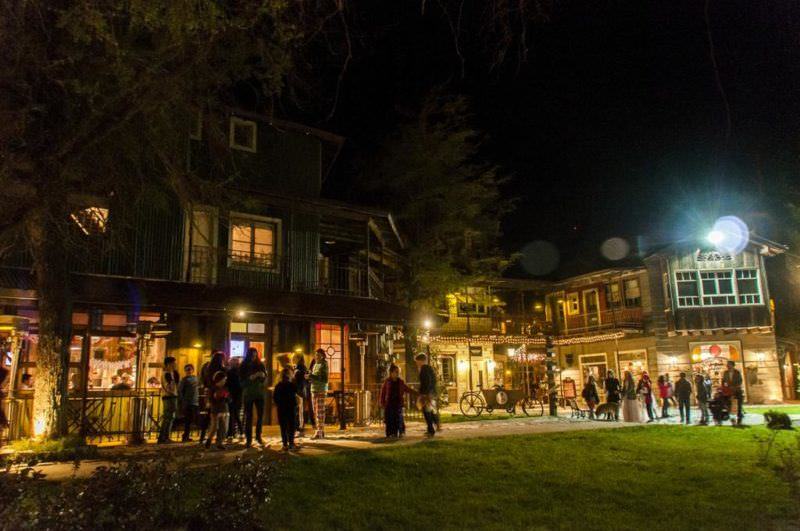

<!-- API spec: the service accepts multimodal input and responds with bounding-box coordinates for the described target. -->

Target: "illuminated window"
[229,116,257,152]
[605,283,622,308]
[71,207,108,235]
[315,323,343,374]
[566,293,580,315]
[228,214,278,269]
[624,278,641,307]
[439,356,455,385]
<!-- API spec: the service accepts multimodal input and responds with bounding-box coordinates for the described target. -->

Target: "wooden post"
[339,323,347,430]
[365,220,371,298]
[78,329,91,440]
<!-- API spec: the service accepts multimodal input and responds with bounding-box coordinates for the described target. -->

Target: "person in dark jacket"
[581,374,600,419]
[695,372,712,425]
[158,357,180,444]
[226,357,243,440]
[273,368,298,451]
[722,361,744,425]
[380,364,413,438]
[674,372,693,424]
[604,370,621,403]
[415,353,439,436]
[293,354,310,436]
[240,347,267,447]
[198,351,226,444]
[178,364,200,442]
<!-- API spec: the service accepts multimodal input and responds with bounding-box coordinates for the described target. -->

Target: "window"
[315,323,344,374]
[229,116,257,152]
[605,283,622,308]
[228,214,278,269]
[457,302,488,316]
[566,293,580,315]
[439,356,455,385]
[674,268,762,307]
[71,207,109,235]
[736,269,761,304]
[700,271,736,305]
[624,278,641,307]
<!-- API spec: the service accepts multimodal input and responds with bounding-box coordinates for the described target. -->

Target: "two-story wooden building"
[0,110,407,440]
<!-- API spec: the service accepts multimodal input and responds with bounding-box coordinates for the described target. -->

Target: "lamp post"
[546,335,558,416]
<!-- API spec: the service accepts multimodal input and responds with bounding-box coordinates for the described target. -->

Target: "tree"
[363,95,513,311]
[0,0,314,438]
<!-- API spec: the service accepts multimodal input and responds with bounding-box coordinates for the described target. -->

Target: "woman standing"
[603,370,621,421]
[308,348,329,440]
[621,371,642,423]
[636,371,655,422]
[581,374,600,419]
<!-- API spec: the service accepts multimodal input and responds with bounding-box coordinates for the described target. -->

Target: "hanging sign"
[469,345,483,357]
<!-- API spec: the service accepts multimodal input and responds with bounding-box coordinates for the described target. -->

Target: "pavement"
[5,407,783,481]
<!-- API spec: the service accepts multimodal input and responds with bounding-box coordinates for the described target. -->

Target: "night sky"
[320,1,800,276]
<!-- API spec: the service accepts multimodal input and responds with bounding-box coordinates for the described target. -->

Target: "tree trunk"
[25,204,72,438]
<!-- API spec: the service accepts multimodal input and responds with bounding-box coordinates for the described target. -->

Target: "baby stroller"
[708,387,731,426]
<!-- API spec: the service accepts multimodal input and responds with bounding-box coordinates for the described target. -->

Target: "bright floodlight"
[708,216,749,255]
[423,318,432,329]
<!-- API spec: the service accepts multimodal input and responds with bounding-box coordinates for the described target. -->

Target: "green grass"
[747,405,800,415]
[266,426,798,530]
[439,411,518,423]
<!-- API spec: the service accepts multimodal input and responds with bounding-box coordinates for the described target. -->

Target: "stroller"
[708,386,732,426]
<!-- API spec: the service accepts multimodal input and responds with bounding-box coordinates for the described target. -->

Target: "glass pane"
[702,279,717,294]
[247,323,265,334]
[230,340,245,358]
[738,278,758,294]
[678,281,698,297]
[254,226,273,246]
[230,322,247,333]
[718,277,734,294]
[88,336,137,389]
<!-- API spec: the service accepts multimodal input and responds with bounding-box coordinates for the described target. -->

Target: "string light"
[424,330,630,346]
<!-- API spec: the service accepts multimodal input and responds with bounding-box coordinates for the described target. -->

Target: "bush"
[0,452,278,530]
[2,435,98,467]
[764,410,793,430]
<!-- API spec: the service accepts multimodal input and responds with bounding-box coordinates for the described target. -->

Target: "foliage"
[764,410,793,431]
[0,452,278,531]
[363,95,514,310]
[2,435,97,466]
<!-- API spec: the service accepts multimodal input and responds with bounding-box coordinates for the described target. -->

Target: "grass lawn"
[747,405,800,415]
[439,411,519,423]
[267,426,798,530]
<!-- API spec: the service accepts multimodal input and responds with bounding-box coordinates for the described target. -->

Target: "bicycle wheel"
[522,398,544,417]
[459,392,485,417]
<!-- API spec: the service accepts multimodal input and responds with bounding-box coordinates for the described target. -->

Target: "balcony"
[557,307,644,336]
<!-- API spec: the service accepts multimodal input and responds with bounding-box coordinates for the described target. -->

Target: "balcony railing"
[558,307,644,335]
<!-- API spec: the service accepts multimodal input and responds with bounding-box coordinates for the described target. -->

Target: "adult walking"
[674,372,693,424]
[240,347,267,447]
[722,360,744,425]
[621,370,642,423]
[309,348,329,440]
[226,357,243,441]
[695,372,711,425]
[581,374,600,419]
[157,356,180,444]
[604,369,621,421]
[293,354,310,436]
[415,353,439,437]
[636,371,655,422]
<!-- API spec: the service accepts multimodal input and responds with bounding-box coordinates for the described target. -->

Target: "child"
[178,364,199,442]
[273,368,298,451]
[205,371,230,450]
[380,365,412,438]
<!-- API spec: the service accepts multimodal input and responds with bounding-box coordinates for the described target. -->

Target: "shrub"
[2,435,98,467]
[764,410,793,430]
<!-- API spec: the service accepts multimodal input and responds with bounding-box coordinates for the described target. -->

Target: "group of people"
[378,353,441,438]
[157,347,331,451]
[581,360,745,426]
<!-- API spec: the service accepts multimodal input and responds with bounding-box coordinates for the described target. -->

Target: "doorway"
[579,353,608,399]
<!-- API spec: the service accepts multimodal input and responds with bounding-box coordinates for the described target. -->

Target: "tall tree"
[363,95,513,312]
[0,0,314,437]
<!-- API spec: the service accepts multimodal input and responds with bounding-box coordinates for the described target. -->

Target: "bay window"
[674,268,762,308]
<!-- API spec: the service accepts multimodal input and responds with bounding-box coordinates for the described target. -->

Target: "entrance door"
[579,353,608,400]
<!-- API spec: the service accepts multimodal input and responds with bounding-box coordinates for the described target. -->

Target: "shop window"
[315,323,343,374]
[229,116,257,152]
[605,283,622,308]
[88,336,137,389]
[624,278,641,307]
[566,293,580,315]
[228,214,278,270]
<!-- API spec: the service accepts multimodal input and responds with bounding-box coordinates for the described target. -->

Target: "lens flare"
[520,240,560,276]
[708,216,749,255]
[600,237,630,261]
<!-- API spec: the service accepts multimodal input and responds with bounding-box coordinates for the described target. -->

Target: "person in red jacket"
[380,365,413,438]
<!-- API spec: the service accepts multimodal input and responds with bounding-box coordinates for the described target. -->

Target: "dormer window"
[229,116,257,152]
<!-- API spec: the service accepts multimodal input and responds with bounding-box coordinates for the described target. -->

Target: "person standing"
[273,368,298,451]
[293,354,310,437]
[178,364,200,442]
[604,370,621,421]
[722,360,745,425]
[309,349,329,440]
[380,364,412,437]
[674,372,693,424]
[240,347,267,448]
[621,371,642,423]
[415,353,439,437]
[158,357,180,444]
[581,374,600,419]
[694,372,711,425]
[0,362,9,432]
[657,375,671,418]
[206,371,230,450]
[226,357,243,441]
[199,351,226,444]
[636,372,655,422]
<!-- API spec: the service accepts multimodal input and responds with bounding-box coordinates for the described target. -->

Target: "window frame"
[623,278,642,307]
[456,302,488,317]
[673,268,763,308]
[229,116,258,152]
[438,355,456,386]
[227,212,281,271]
[566,292,580,316]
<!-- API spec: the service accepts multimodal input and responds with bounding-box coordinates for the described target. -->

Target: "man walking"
[415,353,439,437]
[722,360,744,425]
[674,372,692,424]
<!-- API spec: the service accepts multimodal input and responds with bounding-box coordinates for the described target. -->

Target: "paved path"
[8,409,782,481]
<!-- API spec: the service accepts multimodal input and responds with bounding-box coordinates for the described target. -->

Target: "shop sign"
[469,345,483,357]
